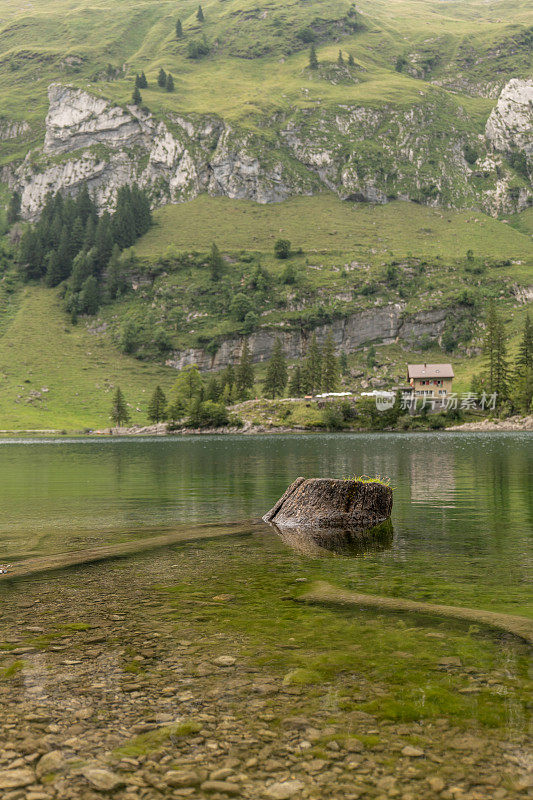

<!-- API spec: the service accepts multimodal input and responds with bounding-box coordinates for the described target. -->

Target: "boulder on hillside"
[263,477,393,533]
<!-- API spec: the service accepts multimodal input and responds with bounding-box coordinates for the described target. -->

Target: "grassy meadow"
[0,287,176,430]
[0,0,531,134]
[137,194,532,264]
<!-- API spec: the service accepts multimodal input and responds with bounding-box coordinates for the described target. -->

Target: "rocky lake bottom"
[0,531,531,800]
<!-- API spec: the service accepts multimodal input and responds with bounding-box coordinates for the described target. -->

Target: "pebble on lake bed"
[401,745,425,757]
[213,655,237,667]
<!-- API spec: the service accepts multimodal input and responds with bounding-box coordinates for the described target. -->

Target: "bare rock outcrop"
[165,305,447,372]
[8,78,532,220]
[485,78,533,157]
[263,477,393,533]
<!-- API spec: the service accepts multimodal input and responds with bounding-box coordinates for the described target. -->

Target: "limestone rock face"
[14,84,313,219]
[8,78,532,220]
[166,304,447,372]
[44,84,143,154]
[263,477,393,532]
[0,119,30,141]
[485,78,533,156]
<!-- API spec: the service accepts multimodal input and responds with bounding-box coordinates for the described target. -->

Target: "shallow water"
[0,432,531,616]
[0,433,531,792]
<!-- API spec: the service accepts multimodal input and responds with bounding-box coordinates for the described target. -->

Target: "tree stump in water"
[263,477,393,533]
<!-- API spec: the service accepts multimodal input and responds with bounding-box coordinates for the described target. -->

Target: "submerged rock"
[263,477,393,533]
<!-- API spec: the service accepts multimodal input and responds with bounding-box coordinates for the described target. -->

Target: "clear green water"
[0,433,531,739]
[0,432,531,617]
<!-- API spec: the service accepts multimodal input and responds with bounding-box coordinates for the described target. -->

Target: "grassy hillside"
[0,287,176,430]
[0,0,530,139]
[138,194,532,263]
[101,194,532,355]
[0,192,529,430]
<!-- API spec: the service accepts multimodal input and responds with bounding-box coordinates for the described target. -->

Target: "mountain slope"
[0,286,176,429]
[1,0,531,215]
[0,0,531,424]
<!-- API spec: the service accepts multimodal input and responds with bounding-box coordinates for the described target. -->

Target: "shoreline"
[0,415,531,437]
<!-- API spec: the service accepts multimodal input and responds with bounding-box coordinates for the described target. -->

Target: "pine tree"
[236,340,254,399]
[347,53,355,67]
[339,350,349,375]
[309,44,318,70]
[209,242,224,281]
[337,50,344,65]
[176,18,183,38]
[70,249,94,292]
[49,212,63,249]
[83,215,96,252]
[62,195,77,230]
[93,214,113,271]
[18,227,44,280]
[166,73,175,92]
[113,186,136,248]
[135,73,141,88]
[56,225,73,281]
[76,184,95,226]
[110,387,130,427]
[302,332,322,394]
[105,244,128,300]
[45,250,63,288]
[196,4,204,22]
[148,385,167,423]
[322,332,339,392]
[206,375,220,402]
[288,365,302,397]
[130,185,152,237]
[263,338,287,398]
[79,275,100,315]
[515,313,532,375]
[157,68,167,87]
[220,363,235,393]
[483,301,509,402]
[7,191,21,225]
[70,216,85,258]
[139,71,148,89]
[172,365,203,403]
[514,313,533,412]
[167,395,185,421]
[132,85,142,105]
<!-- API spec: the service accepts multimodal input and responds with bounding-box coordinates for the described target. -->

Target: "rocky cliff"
[165,304,447,372]
[9,78,532,220]
[485,78,533,156]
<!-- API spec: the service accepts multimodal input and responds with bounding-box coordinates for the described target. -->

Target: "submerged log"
[263,477,393,532]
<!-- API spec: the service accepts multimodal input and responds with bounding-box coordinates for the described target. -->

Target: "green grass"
[0,286,176,430]
[0,0,530,136]
[136,194,532,262]
[0,187,530,430]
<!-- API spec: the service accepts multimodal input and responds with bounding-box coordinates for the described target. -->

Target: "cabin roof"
[407,363,454,379]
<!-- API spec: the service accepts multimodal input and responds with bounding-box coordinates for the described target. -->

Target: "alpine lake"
[0,432,531,799]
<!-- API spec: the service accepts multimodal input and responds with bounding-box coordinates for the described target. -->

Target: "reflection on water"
[269,518,394,557]
[0,432,531,615]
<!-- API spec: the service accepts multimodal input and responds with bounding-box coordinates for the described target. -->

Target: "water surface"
[0,432,531,616]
